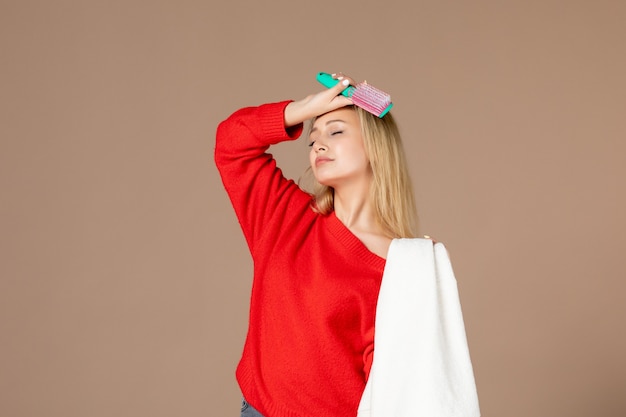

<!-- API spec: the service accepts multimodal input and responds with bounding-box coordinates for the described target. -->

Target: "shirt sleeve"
[214,101,311,254]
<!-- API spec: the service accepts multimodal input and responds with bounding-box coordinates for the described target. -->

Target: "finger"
[333,73,357,87]
[326,74,356,105]
[330,93,352,108]
[316,77,352,107]
[332,77,352,94]
[423,235,438,244]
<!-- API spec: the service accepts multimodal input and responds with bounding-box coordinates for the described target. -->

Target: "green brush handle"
[316,72,356,97]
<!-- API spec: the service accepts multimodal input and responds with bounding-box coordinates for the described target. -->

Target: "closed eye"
[308,141,316,147]
[330,130,343,136]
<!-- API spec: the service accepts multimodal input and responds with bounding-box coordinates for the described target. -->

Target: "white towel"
[358,238,480,417]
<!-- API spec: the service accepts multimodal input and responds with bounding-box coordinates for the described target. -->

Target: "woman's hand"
[284,73,355,127]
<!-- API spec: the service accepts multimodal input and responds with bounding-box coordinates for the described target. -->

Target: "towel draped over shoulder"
[358,238,481,417]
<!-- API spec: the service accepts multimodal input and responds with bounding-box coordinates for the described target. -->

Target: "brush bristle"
[351,83,393,118]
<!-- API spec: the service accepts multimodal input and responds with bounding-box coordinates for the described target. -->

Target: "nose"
[313,140,327,152]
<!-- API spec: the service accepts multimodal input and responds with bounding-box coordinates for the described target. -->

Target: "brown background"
[1,1,625,416]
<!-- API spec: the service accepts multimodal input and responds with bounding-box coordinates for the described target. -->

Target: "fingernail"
[342,79,349,86]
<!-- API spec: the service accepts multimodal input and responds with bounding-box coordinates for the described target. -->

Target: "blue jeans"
[241,398,264,417]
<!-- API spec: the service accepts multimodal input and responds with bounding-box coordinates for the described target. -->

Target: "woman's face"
[308,107,371,189]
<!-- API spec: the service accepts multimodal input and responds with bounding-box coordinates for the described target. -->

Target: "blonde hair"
[301,106,419,238]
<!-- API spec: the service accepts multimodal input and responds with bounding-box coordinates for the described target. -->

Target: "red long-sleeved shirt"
[215,101,385,417]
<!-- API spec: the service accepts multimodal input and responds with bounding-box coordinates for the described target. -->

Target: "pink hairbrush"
[316,72,394,118]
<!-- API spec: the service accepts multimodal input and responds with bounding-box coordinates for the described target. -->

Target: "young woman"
[215,73,419,417]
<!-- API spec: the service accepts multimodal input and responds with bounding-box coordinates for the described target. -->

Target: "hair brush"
[316,72,393,118]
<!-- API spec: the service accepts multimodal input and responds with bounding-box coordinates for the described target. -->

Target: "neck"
[333,184,378,233]
[333,183,394,258]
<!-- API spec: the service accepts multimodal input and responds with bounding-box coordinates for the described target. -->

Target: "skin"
[284,74,392,259]
[308,108,371,191]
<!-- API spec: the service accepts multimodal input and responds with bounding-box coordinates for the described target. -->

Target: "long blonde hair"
[301,106,419,238]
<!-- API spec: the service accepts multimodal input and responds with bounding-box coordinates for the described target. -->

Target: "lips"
[315,157,333,166]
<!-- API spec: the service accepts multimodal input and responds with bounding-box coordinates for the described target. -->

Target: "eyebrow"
[310,119,346,134]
